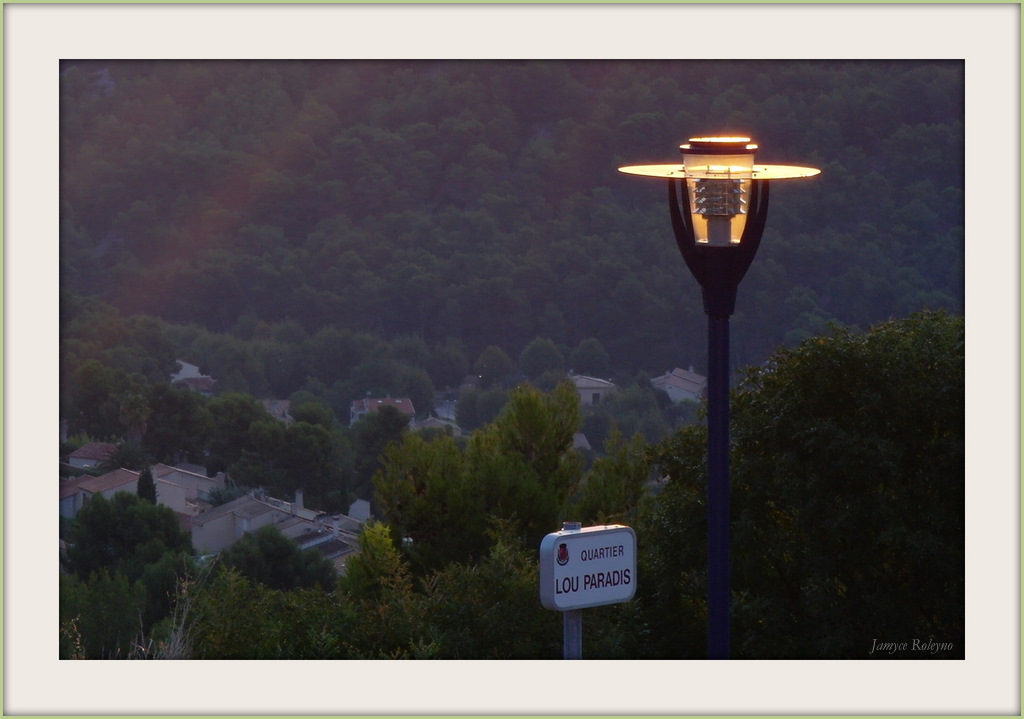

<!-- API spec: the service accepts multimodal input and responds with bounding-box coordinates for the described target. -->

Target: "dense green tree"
[351,404,411,498]
[427,339,469,389]
[60,570,146,659]
[491,382,583,508]
[389,334,432,370]
[580,410,613,452]
[574,429,652,526]
[118,392,151,445]
[62,492,195,647]
[340,521,428,658]
[228,417,288,489]
[289,400,335,428]
[600,385,672,445]
[475,382,584,548]
[186,568,288,659]
[64,492,193,583]
[375,382,584,572]
[418,532,560,659]
[121,314,179,383]
[569,337,612,377]
[392,364,436,419]
[255,339,306,397]
[455,385,509,432]
[473,345,515,389]
[205,392,274,471]
[279,420,343,501]
[475,385,512,430]
[143,383,215,464]
[453,386,481,430]
[302,326,372,386]
[135,548,195,631]
[205,333,269,395]
[518,336,564,381]
[224,410,347,508]
[187,568,355,659]
[217,525,337,591]
[97,440,149,472]
[66,359,143,440]
[374,433,486,573]
[342,520,413,601]
[641,311,964,658]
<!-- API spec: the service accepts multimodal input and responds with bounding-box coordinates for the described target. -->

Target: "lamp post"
[619,136,819,659]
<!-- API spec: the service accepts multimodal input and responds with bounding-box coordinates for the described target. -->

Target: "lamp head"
[617,135,820,316]
[618,137,820,244]
[679,137,758,246]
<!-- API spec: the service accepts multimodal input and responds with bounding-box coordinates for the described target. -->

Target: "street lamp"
[619,136,819,659]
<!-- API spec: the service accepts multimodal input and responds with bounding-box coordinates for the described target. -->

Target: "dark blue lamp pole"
[620,136,819,659]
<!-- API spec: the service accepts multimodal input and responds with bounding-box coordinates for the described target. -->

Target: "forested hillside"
[60,60,964,384]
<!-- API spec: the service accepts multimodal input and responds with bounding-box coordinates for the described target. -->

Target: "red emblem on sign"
[556,542,569,566]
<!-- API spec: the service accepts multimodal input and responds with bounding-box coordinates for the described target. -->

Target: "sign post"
[540,522,637,659]
[564,608,582,660]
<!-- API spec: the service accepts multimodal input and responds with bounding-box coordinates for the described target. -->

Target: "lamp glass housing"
[681,138,758,246]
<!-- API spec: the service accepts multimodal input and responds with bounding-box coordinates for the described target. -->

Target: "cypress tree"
[137,465,157,504]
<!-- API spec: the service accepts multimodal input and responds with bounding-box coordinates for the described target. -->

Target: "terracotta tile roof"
[60,477,89,499]
[174,376,217,392]
[77,468,139,494]
[69,442,117,461]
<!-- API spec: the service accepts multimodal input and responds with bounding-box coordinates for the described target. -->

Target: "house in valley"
[67,442,116,469]
[59,468,140,518]
[171,360,217,396]
[567,373,618,408]
[152,464,223,505]
[651,367,707,404]
[190,493,291,554]
[349,397,416,425]
[260,399,293,424]
[59,478,89,519]
[190,489,324,554]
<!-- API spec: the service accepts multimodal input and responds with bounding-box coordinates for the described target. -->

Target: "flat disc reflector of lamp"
[617,164,820,179]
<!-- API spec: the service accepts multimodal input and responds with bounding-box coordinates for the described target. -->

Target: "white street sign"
[539,524,637,611]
